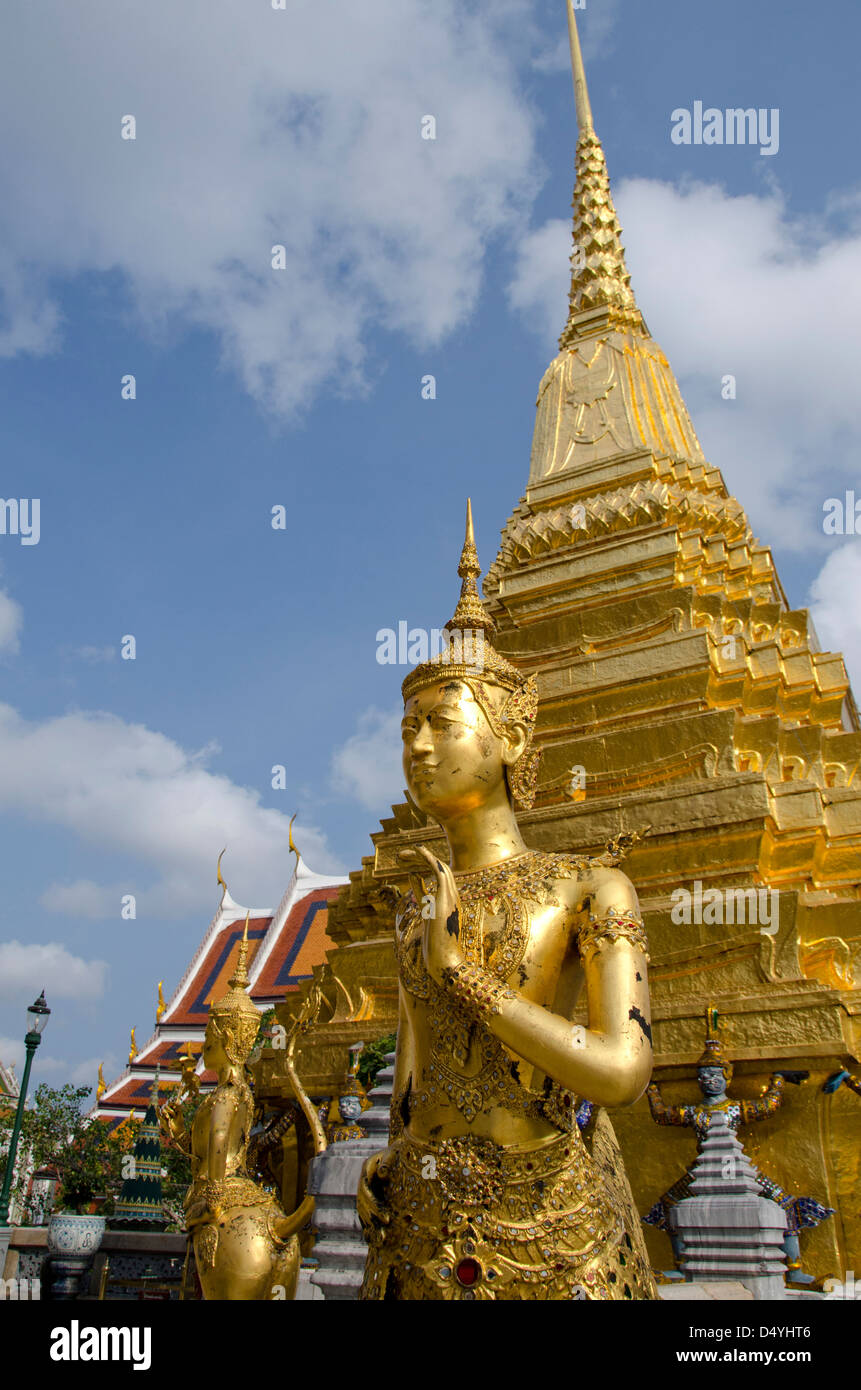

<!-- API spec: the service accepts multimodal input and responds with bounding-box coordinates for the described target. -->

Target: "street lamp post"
[0,991,51,1229]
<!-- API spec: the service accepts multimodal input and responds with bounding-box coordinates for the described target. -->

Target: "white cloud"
[532,0,620,71]
[808,545,861,693]
[37,1053,114,1090]
[0,1037,119,1090]
[0,940,108,1002]
[508,178,861,554]
[330,706,405,812]
[38,880,123,919]
[0,589,22,654]
[70,645,116,665]
[0,1037,24,1071]
[0,703,342,918]
[0,0,542,416]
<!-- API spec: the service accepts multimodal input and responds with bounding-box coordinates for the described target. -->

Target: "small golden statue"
[166,920,326,1300]
[357,504,656,1300]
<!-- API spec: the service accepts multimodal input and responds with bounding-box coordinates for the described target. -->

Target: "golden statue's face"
[401,679,507,819]
[202,1019,229,1072]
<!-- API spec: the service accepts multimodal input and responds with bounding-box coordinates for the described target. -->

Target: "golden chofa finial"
[128,1027,137,1065]
[97,1063,106,1100]
[217,847,228,899]
[566,0,593,133]
[288,814,300,865]
[156,980,166,1022]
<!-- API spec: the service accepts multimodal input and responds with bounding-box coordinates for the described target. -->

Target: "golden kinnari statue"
[163,918,326,1300]
[357,504,656,1300]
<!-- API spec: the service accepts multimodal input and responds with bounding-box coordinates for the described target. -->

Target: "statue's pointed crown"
[401,502,541,808]
[401,500,529,702]
[696,1004,733,1072]
[209,915,259,1030]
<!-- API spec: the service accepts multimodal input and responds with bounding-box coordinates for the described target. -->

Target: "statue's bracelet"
[442,961,516,1020]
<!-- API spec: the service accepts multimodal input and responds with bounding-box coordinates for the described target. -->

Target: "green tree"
[157,1093,200,1231]
[357,1034,397,1090]
[0,1083,136,1219]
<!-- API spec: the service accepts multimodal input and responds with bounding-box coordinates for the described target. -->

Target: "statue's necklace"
[453,850,585,978]
[395,850,586,1001]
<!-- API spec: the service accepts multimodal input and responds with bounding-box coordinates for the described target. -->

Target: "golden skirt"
[361,1112,656,1301]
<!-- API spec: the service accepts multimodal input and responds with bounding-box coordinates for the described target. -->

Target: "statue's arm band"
[577,907,650,962]
[442,962,516,1020]
[647,1088,673,1124]
[744,1077,784,1121]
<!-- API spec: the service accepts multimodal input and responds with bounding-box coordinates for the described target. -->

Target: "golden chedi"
[357,505,656,1300]
[170,920,326,1300]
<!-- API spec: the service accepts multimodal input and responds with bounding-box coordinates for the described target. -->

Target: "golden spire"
[566,0,593,131]
[97,1063,106,1100]
[128,1027,137,1065]
[288,814,300,864]
[156,980,166,1022]
[559,2,642,348]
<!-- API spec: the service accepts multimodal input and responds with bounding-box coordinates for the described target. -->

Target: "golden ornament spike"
[97,1062,106,1099]
[128,1027,137,1064]
[566,0,593,132]
[460,497,478,576]
[444,498,495,636]
[156,980,166,1021]
[288,813,300,864]
[464,495,475,550]
[228,912,252,992]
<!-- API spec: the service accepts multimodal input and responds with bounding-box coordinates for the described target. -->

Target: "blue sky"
[1,0,860,1088]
